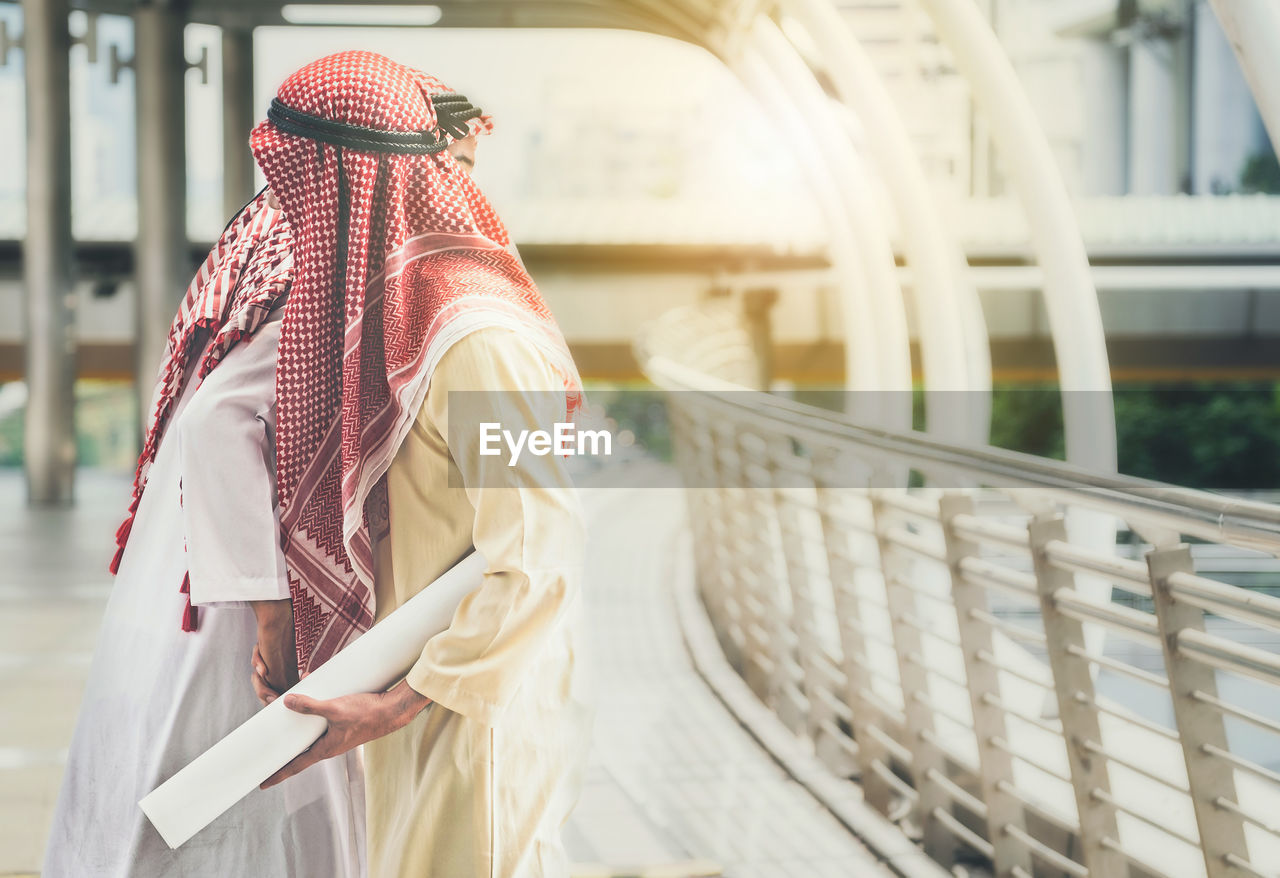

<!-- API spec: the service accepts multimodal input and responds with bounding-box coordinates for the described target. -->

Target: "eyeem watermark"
[448,391,621,486]
[479,422,612,466]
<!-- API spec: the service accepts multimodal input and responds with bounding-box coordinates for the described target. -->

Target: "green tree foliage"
[1240,151,1280,195]
[1113,384,1280,490]
[985,382,1280,491]
[989,386,1065,461]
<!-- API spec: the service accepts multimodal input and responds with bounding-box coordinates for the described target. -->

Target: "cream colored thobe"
[365,327,591,878]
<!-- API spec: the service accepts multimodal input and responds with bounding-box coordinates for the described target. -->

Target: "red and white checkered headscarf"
[251,51,581,673]
[111,191,293,630]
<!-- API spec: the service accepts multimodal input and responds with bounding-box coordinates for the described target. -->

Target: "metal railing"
[635,300,1280,878]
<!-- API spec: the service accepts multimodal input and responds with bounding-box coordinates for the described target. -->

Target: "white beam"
[781,0,992,444]
[914,0,1116,473]
[750,19,914,427]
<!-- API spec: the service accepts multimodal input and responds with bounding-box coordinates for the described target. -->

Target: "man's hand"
[250,598,297,705]
[251,643,294,704]
[260,680,431,789]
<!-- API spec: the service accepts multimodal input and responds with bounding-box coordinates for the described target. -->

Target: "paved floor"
[0,462,891,877]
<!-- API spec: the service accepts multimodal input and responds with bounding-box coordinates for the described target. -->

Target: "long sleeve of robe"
[43,300,366,878]
[180,305,292,607]
[364,326,592,878]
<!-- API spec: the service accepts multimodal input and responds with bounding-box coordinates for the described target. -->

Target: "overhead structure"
[743,17,914,429]
[914,0,1114,472]
[21,0,1121,483]
[779,0,992,444]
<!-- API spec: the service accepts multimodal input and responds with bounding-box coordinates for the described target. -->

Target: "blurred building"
[850,0,1272,198]
[3,0,1280,476]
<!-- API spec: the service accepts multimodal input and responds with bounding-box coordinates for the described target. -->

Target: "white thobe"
[43,305,366,878]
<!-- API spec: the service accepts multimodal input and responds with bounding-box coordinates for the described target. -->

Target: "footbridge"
[3,0,1280,876]
[635,298,1280,878]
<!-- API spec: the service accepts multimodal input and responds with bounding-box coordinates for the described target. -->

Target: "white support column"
[814,464,898,815]
[772,457,834,743]
[684,406,746,669]
[912,0,1116,476]
[709,421,784,702]
[1208,0,1280,163]
[781,0,992,444]
[672,402,744,671]
[1028,515,1125,876]
[914,0,1119,654]
[751,18,915,427]
[939,494,1031,877]
[1146,545,1250,878]
[22,0,76,505]
[706,417,753,671]
[735,430,798,712]
[871,489,957,867]
[734,49,884,398]
[133,3,188,420]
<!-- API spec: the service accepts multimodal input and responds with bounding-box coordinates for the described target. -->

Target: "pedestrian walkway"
[0,463,893,877]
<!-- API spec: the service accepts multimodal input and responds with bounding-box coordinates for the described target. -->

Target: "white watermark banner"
[444,388,1275,492]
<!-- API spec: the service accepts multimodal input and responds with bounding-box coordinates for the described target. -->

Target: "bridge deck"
[0,465,893,877]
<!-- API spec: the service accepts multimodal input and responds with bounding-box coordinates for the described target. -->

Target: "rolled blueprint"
[139,551,487,849]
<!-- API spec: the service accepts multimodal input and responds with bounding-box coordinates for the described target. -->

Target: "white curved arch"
[916,0,1116,474]
[735,48,886,398]
[780,0,993,445]
[1207,1,1280,167]
[751,18,914,430]
[911,0,1118,673]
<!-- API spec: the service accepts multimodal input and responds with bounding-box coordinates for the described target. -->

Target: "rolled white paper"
[139,551,487,849]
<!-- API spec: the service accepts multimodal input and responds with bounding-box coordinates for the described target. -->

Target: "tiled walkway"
[0,463,892,877]
[0,470,119,874]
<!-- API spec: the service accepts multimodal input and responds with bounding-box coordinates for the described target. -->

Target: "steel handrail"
[639,305,1280,878]
[643,353,1280,555]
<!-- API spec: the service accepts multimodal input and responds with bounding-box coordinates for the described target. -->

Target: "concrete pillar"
[742,288,778,391]
[1171,0,1194,193]
[133,3,187,419]
[1126,4,1194,197]
[22,0,76,505]
[221,26,255,219]
[1078,39,1129,195]
[1127,38,1178,194]
[1195,1,1270,193]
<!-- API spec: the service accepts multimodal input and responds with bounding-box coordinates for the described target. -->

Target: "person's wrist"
[253,600,293,636]
[385,681,430,729]
[257,614,290,638]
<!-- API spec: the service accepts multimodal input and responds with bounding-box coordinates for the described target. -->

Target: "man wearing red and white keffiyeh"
[44,191,366,877]
[249,52,590,876]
